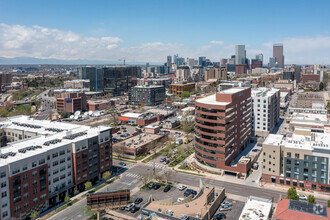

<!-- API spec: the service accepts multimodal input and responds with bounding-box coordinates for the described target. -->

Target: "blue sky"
[0,0,330,64]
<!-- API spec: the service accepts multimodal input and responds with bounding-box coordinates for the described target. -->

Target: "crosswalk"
[144,162,167,169]
[124,172,144,179]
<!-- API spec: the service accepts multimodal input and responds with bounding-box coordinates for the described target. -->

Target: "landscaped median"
[142,143,177,163]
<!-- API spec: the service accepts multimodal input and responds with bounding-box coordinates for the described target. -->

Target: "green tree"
[102,171,111,180]
[84,181,93,191]
[327,199,330,207]
[319,82,324,91]
[287,187,299,200]
[181,113,194,133]
[83,206,97,219]
[64,196,70,203]
[195,86,202,94]
[307,195,316,204]
[181,91,190,99]
[30,210,39,220]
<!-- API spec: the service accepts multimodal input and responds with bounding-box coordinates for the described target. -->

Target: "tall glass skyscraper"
[273,44,284,68]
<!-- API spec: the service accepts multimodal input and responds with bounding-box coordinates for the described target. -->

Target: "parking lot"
[115,183,199,218]
[212,198,245,220]
[112,125,138,143]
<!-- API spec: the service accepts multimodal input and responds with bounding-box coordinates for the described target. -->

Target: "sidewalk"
[173,154,330,201]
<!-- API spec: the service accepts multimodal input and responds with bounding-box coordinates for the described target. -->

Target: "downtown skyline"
[0,0,330,64]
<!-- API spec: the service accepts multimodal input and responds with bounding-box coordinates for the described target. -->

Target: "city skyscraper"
[273,43,284,68]
[198,56,206,67]
[235,45,246,64]
[269,57,276,68]
[166,55,172,67]
[173,54,178,65]
[256,53,263,64]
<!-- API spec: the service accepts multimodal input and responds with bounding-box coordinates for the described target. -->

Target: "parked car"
[119,206,125,210]
[154,183,161,190]
[163,185,171,192]
[130,205,140,213]
[160,157,166,162]
[177,197,184,202]
[176,138,183,145]
[213,213,226,220]
[219,206,231,211]
[119,162,126,166]
[178,185,187,191]
[134,198,143,204]
[184,189,197,197]
[298,194,307,200]
[125,203,135,211]
[222,201,232,206]
[148,183,156,189]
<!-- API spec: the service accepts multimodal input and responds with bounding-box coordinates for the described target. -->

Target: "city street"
[48,158,329,220]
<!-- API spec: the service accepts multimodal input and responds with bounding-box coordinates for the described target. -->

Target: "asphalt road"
[48,156,329,220]
[34,90,53,120]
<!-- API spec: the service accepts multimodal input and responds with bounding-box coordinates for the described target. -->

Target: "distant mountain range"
[0,57,155,65]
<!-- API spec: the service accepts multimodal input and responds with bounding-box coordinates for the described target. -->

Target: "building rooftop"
[144,183,223,219]
[251,87,280,97]
[0,116,111,166]
[121,112,144,118]
[218,87,247,94]
[264,132,330,151]
[196,94,230,106]
[133,85,164,88]
[288,112,328,125]
[274,198,329,220]
[239,196,272,220]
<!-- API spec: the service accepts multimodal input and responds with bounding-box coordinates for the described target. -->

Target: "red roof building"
[274,198,330,220]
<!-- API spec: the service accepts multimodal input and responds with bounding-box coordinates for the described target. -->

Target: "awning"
[286,179,291,181]
[271,176,276,179]
[119,117,129,121]
[299,181,304,183]
[292,180,297,182]
[279,178,284,180]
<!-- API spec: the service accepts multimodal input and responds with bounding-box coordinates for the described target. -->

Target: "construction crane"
[119,58,125,66]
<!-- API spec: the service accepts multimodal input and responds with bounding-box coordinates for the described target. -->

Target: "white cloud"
[209,40,224,45]
[0,23,329,64]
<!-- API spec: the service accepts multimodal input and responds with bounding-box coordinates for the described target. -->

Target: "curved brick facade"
[194,88,252,174]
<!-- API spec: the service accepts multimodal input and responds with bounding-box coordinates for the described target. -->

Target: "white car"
[177,197,184,202]
[125,203,135,211]
[298,194,307,200]
[178,185,187,191]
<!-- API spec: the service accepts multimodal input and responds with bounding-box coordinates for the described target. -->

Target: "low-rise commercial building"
[87,100,114,112]
[274,198,330,220]
[128,85,165,106]
[112,132,167,158]
[141,182,225,220]
[119,112,164,126]
[297,93,324,108]
[262,129,330,192]
[169,83,195,96]
[251,88,280,137]
[273,80,295,91]
[239,196,272,220]
[301,73,320,84]
[0,116,112,219]
[287,112,330,133]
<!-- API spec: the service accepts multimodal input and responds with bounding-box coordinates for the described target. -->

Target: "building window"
[32,171,37,176]
[23,183,28,190]
[286,179,290,185]
[32,161,37,167]
[1,182,6,188]
[39,159,45,165]
[24,192,28,199]
[52,153,58,158]
[287,152,291,158]
[22,165,28,171]
[1,191,7,198]
[59,150,65,155]
[295,153,299,159]
[0,172,5,178]
[33,198,38,203]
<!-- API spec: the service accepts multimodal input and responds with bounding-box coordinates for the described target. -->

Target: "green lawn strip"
[176,170,204,176]
[55,199,79,213]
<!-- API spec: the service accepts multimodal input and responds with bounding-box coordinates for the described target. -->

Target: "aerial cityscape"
[0,1,330,220]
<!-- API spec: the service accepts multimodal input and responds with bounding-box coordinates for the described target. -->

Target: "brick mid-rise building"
[0,116,112,219]
[194,87,252,175]
[56,92,87,114]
